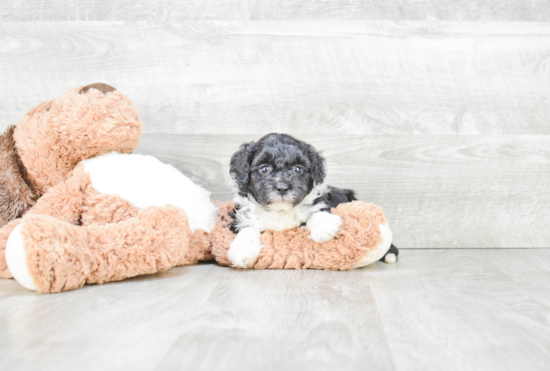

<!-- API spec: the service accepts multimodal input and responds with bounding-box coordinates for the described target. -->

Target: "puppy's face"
[230,133,326,210]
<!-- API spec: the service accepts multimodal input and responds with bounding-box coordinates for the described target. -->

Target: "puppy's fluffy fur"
[228,133,398,268]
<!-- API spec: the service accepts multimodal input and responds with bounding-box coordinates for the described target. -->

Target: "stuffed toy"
[0,85,394,294]
[0,84,218,293]
[210,201,392,270]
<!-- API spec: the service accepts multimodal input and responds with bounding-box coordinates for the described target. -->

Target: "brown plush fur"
[13,84,142,195]
[211,201,387,270]
[21,205,190,293]
[0,126,39,228]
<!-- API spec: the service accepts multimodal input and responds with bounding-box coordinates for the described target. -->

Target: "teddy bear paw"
[5,224,36,291]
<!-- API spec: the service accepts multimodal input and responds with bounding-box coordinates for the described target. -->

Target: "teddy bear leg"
[5,205,191,293]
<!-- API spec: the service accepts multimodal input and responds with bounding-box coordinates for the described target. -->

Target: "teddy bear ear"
[80,83,116,95]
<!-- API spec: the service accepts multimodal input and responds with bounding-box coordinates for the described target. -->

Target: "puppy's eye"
[260,166,271,174]
[293,166,303,174]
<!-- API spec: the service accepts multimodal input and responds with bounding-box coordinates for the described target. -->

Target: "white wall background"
[1,1,549,247]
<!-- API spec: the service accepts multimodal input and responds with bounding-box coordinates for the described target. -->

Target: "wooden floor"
[1,249,549,371]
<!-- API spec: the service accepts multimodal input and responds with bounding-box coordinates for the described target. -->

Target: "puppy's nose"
[276,183,289,195]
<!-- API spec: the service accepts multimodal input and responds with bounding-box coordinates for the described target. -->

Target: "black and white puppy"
[228,133,398,268]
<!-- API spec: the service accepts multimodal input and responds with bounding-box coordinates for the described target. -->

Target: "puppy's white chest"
[255,207,308,231]
[234,203,312,231]
[233,183,330,232]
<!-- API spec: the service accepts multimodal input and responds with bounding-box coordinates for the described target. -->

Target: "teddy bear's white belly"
[80,152,217,233]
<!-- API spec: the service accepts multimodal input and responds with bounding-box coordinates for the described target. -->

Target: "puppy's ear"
[230,141,257,195]
[307,144,326,186]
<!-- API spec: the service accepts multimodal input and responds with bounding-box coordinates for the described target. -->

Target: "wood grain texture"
[370,249,550,371]
[136,134,550,248]
[1,21,550,135]
[1,249,549,371]
[2,1,550,21]
[0,263,393,371]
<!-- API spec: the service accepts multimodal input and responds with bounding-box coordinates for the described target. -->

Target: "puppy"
[228,133,398,268]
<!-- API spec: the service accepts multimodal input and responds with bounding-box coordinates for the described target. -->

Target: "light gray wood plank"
[0,263,393,371]
[1,250,550,370]
[136,134,550,248]
[1,21,550,135]
[370,249,550,371]
[2,1,550,21]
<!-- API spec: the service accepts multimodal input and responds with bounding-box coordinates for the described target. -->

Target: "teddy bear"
[0,83,219,292]
[0,85,395,293]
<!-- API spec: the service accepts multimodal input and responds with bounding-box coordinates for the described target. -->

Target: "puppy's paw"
[228,227,263,268]
[306,212,343,243]
[384,253,397,264]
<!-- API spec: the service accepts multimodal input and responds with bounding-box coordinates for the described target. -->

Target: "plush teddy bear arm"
[24,167,88,223]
